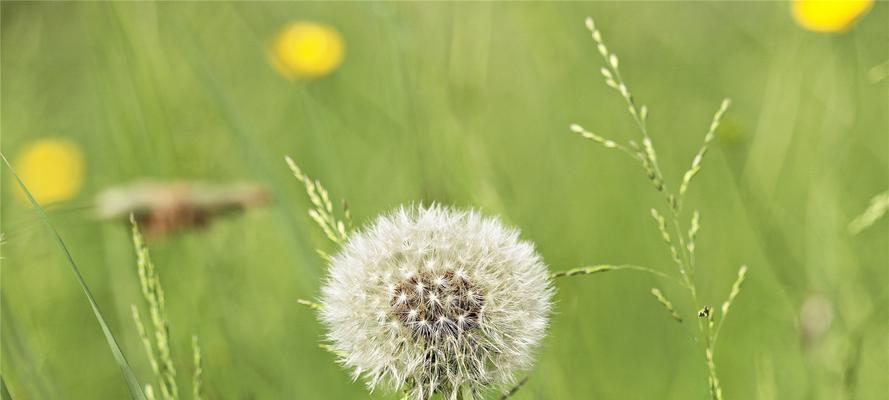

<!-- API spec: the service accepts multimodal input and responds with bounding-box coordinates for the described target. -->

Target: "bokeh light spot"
[791,0,873,33]
[269,22,344,80]
[13,138,85,205]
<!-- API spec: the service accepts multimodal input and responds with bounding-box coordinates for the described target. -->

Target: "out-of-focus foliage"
[1,2,886,399]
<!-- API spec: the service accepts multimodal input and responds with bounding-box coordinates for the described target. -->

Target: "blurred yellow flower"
[792,0,874,33]
[269,22,344,80]
[13,138,85,204]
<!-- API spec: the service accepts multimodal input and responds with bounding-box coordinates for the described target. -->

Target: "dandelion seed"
[269,22,344,80]
[791,0,873,33]
[12,138,84,204]
[320,205,552,399]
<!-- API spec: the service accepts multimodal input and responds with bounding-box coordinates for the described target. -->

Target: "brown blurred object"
[97,180,268,240]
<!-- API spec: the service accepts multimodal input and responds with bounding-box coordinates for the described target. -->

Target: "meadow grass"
[562,17,748,399]
[1,2,887,399]
[129,216,205,400]
[3,153,206,400]
[1,375,12,400]
[1,154,146,400]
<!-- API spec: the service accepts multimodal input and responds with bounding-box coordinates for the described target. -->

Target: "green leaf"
[2,154,147,400]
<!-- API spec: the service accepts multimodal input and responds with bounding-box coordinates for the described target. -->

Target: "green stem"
[551,264,682,287]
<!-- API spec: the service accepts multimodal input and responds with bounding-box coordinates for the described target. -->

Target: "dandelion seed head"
[320,204,552,399]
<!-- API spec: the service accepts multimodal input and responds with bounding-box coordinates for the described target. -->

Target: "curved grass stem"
[551,264,684,287]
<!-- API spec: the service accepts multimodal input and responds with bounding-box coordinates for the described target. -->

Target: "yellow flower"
[13,138,85,204]
[269,22,344,80]
[792,0,874,33]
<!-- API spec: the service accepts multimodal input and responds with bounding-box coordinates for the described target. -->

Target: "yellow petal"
[13,138,85,204]
[792,0,874,33]
[269,22,344,80]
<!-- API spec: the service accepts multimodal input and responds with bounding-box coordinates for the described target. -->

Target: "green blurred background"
[2,2,887,399]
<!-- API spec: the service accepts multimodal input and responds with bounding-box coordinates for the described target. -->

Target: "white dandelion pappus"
[320,204,553,400]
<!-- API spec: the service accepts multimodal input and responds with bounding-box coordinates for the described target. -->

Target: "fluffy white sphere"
[320,204,553,400]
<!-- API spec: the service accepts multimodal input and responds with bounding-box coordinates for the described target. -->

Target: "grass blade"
[498,377,528,400]
[1,375,12,400]
[1,153,147,400]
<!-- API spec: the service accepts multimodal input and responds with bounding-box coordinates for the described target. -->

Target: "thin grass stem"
[551,264,683,287]
[498,377,529,400]
[1,153,147,400]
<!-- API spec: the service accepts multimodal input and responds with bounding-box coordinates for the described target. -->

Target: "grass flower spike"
[269,21,344,80]
[571,17,747,400]
[319,205,553,400]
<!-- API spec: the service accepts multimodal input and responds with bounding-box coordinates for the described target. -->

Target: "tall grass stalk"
[1,153,147,400]
[191,336,204,400]
[130,216,178,400]
[562,18,750,399]
[1,375,12,400]
[285,156,352,248]
[286,155,352,310]
[129,217,206,400]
